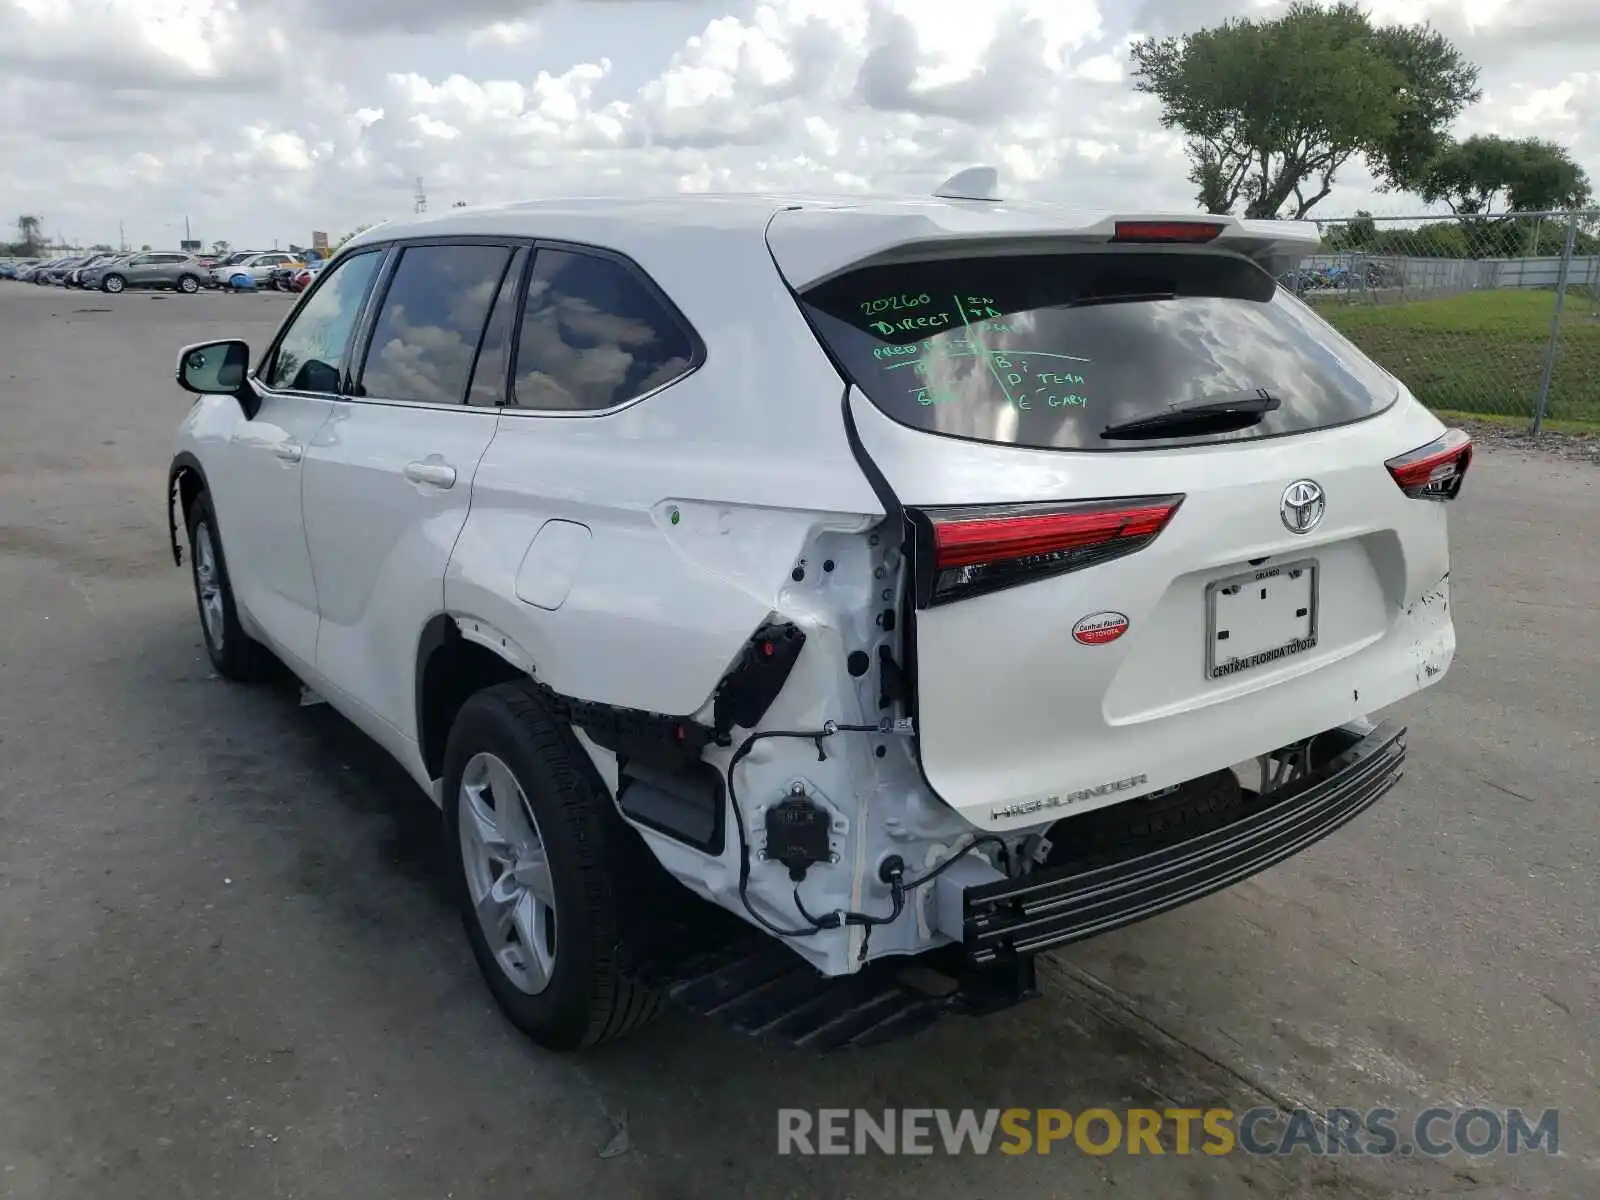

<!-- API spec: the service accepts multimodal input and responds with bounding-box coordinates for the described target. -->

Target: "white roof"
[346,192,1322,290]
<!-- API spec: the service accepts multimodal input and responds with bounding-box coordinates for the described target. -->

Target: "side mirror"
[176,340,255,413]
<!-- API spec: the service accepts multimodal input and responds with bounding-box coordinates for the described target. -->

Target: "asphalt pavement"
[0,282,1595,1199]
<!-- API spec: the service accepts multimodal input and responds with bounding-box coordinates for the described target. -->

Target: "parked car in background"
[0,258,42,279]
[16,258,66,283]
[205,251,262,288]
[78,255,130,291]
[63,253,119,287]
[34,256,85,285]
[215,251,301,290]
[286,260,326,292]
[94,251,208,294]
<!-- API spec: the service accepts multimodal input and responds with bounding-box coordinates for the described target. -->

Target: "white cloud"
[0,0,1596,251]
[467,19,541,48]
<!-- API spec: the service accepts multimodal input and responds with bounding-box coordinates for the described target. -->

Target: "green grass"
[1430,409,1600,436]
[1310,289,1600,424]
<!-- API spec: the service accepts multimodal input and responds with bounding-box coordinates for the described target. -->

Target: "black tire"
[177,274,200,294]
[102,274,125,294]
[185,490,270,681]
[442,680,661,1051]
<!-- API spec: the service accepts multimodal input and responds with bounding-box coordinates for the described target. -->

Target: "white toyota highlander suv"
[166,176,1469,1053]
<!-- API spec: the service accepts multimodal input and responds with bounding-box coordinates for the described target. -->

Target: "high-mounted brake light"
[1385,428,1472,501]
[909,495,1185,607]
[1111,221,1225,244]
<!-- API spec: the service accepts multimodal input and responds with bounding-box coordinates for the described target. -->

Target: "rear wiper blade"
[1100,388,1283,440]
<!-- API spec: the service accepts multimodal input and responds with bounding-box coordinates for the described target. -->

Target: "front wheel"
[442,681,661,1051]
[186,492,270,681]
[177,274,200,294]
[102,274,125,294]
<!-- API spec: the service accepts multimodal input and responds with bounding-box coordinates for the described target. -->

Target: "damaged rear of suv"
[167,180,1467,1053]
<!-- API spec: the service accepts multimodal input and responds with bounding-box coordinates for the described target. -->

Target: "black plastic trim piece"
[712,621,807,740]
[526,677,716,773]
[617,759,727,855]
[962,721,1407,964]
[165,451,208,567]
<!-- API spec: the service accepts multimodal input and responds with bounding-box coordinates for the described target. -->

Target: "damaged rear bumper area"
[952,720,1407,965]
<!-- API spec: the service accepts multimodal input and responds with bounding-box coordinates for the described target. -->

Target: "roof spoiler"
[1080,212,1321,275]
[767,203,1322,291]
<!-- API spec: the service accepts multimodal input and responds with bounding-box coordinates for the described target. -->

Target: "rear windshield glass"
[798,251,1398,451]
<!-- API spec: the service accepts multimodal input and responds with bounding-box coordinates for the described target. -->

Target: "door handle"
[273,441,303,463]
[404,460,457,488]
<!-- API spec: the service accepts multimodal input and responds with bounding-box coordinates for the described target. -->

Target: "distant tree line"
[1321,209,1600,258]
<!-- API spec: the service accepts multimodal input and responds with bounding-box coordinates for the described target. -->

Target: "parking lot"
[0,280,1595,1198]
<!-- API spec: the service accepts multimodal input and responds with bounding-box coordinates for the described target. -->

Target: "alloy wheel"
[458,751,559,995]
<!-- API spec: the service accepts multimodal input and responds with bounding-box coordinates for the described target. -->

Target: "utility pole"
[184,214,191,244]
[415,177,428,214]
[119,220,126,251]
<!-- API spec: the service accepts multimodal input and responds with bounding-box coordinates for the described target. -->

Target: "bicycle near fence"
[1285,211,1600,432]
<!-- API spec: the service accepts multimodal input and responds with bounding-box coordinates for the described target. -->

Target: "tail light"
[1386,429,1472,501]
[1111,221,1224,244]
[908,495,1185,607]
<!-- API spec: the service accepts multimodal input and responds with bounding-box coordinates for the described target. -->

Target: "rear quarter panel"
[444,226,885,717]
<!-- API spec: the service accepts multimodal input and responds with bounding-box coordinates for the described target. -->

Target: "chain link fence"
[1284,211,1600,431]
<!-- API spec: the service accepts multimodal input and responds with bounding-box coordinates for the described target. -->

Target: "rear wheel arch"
[416,615,529,784]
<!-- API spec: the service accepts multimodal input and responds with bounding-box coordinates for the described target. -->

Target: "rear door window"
[799,251,1398,451]
[355,243,514,405]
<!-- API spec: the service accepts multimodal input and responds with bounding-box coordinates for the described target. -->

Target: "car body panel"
[176,387,331,670]
[301,399,502,744]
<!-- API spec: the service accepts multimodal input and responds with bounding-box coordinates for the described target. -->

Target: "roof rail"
[933,166,1002,202]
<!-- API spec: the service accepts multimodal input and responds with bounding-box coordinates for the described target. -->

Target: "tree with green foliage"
[13,214,44,256]
[1344,211,1378,247]
[1365,22,1485,194]
[1417,136,1592,217]
[1130,2,1480,219]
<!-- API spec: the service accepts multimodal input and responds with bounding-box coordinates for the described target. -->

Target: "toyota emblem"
[1280,479,1326,534]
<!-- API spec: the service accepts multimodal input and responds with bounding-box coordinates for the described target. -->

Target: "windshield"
[799,250,1399,452]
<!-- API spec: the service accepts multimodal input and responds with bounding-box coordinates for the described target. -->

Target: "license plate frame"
[1205,558,1319,680]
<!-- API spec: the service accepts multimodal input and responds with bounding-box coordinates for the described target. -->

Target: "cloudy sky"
[1,0,1596,251]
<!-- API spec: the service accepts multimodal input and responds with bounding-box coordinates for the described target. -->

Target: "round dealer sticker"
[1072,611,1129,646]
